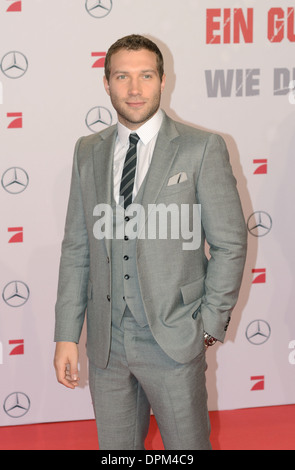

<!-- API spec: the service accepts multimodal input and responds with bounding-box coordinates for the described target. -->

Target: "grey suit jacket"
[54,112,247,368]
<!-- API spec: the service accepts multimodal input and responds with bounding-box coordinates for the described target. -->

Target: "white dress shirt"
[113,108,164,204]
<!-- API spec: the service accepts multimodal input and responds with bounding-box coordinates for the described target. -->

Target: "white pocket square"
[167,172,188,186]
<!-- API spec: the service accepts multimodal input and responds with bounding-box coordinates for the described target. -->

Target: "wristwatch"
[204,332,217,348]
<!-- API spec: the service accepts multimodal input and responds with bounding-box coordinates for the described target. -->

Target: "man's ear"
[103,75,110,96]
[160,73,166,94]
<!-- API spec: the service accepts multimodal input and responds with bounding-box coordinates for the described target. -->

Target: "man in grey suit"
[54,35,247,450]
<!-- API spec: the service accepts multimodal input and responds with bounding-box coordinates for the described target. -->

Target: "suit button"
[124,235,129,241]
[123,255,129,260]
[124,274,130,280]
[125,216,130,221]
[107,295,111,302]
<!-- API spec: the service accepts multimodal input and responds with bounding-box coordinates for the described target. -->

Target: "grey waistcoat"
[111,178,148,328]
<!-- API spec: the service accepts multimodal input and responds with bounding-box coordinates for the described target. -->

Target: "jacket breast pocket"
[161,179,194,197]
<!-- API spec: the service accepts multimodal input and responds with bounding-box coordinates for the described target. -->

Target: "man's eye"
[143,74,152,79]
[117,75,126,80]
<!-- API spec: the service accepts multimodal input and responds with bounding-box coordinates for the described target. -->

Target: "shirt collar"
[117,108,163,146]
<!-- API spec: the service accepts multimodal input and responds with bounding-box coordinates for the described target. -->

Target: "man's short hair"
[104,34,164,82]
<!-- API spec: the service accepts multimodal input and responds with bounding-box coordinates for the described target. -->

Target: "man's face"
[104,48,166,130]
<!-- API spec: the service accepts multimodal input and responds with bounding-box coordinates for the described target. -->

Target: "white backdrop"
[1,0,295,426]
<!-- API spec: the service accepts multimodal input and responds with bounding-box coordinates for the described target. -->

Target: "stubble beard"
[110,91,162,129]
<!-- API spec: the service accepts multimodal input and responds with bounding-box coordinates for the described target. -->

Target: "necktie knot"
[129,133,140,146]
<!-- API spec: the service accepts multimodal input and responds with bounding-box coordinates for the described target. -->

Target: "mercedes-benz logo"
[85,0,113,18]
[247,211,272,237]
[246,320,271,345]
[2,281,30,307]
[3,392,30,418]
[86,106,113,133]
[1,167,29,194]
[0,51,28,79]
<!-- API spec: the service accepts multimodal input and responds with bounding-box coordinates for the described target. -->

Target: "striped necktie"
[120,133,140,209]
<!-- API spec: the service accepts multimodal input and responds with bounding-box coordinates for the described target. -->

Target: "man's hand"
[54,341,79,389]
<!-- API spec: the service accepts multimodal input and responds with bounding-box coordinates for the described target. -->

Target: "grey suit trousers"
[89,308,212,450]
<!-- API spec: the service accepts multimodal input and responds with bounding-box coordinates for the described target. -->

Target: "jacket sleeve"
[196,133,247,341]
[54,137,90,343]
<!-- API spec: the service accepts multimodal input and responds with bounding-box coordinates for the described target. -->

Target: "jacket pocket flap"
[180,276,205,305]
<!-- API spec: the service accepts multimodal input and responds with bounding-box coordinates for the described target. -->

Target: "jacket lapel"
[140,112,180,216]
[92,125,116,258]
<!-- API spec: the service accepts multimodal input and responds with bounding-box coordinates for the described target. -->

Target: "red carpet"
[1,405,294,450]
